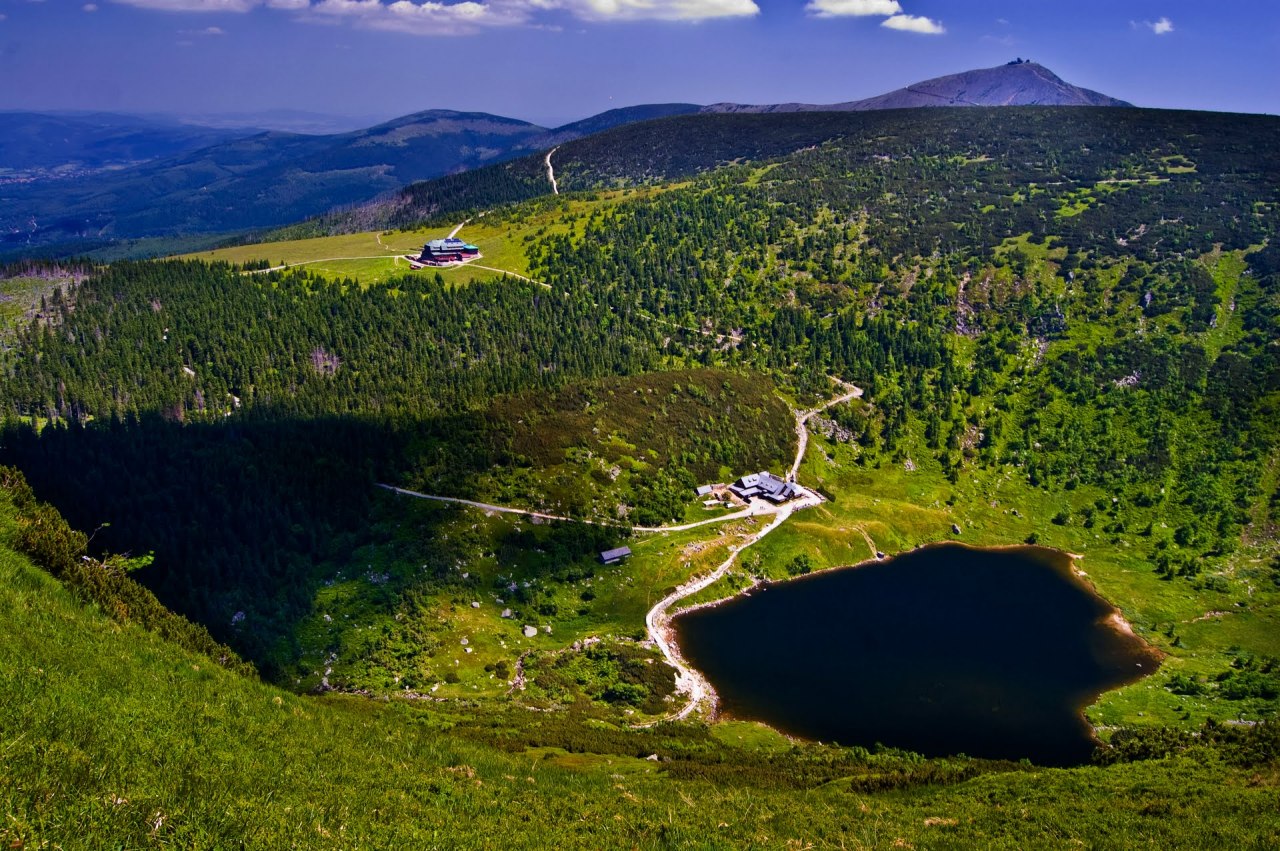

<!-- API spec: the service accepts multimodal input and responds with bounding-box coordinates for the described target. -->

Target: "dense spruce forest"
[1,106,1277,719]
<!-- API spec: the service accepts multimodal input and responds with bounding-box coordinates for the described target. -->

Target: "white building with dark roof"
[728,471,799,504]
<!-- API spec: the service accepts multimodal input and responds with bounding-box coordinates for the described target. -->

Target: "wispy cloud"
[805,0,899,18]
[1150,16,1173,35]
[111,0,758,31]
[83,3,99,11]
[560,0,759,23]
[113,0,258,11]
[881,12,942,34]
[179,24,227,33]
[307,0,526,35]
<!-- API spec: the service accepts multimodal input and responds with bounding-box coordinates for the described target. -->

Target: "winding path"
[463,264,552,289]
[377,483,788,534]
[789,381,863,482]
[641,380,859,723]
[641,505,797,723]
[379,380,861,724]
[247,254,402,274]
[545,147,559,195]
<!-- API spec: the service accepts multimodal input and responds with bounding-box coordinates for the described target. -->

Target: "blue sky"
[1,0,1276,127]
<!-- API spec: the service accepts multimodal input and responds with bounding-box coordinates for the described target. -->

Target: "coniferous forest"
[2,105,1279,847]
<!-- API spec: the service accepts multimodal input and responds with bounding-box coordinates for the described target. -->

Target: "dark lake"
[673,543,1158,766]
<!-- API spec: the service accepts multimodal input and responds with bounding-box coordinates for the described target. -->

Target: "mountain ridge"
[702,60,1130,113]
[0,62,1130,255]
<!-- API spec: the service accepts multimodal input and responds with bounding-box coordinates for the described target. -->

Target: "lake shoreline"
[669,539,1164,764]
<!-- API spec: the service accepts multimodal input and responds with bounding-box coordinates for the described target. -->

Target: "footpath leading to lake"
[379,379,861,724]
[641,381,860,723]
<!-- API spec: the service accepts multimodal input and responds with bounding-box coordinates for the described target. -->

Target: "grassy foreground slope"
[3,477,1280,849]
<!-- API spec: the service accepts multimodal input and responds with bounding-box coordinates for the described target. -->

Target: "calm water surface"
[673,544,1158,766]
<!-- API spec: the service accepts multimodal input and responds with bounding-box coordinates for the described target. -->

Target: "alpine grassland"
[3,471,1280,848]
[1,106,1279,846]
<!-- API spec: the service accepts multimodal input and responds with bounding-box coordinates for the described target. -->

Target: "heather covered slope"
[2,471,1279,849]
[304,106,1273,237]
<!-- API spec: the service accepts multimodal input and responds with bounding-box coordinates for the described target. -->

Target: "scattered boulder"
[952,523,962,535]
[501,608,513,619]
[471,601,481,609]
[523,625,538,638]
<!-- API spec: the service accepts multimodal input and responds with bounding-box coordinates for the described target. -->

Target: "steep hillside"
[703,59,1130,112]
[314,106,1267,234]
[3,470,1280,848]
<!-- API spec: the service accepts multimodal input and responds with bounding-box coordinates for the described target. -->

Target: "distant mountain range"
[0,112,249,176]
[701,60,1130,113]
[0,62,1130,255]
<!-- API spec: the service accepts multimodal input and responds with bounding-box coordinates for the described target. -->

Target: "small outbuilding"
[599,546,633,565]
[695,485,715,497]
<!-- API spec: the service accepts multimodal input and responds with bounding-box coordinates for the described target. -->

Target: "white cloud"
[83,3,99,11]
[559,0,758,22]
[1150,16,1173,35]
[805,0,899,17]
[307,0,530,34]
[112,0,258,11]
[881,12,941,34]
[111,0,758,31]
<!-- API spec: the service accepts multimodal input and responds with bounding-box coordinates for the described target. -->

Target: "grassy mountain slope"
[3,473,1279,848]
[1,106,1277,736]
[316,106,1273,235]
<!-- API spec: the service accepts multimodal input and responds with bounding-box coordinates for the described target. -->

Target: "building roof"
[696,485,714,496]
[731,470,798,502]
[600,546,633,562]
[425,237,478,252]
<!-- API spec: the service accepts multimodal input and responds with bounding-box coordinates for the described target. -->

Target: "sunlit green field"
[178,187,673,286]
